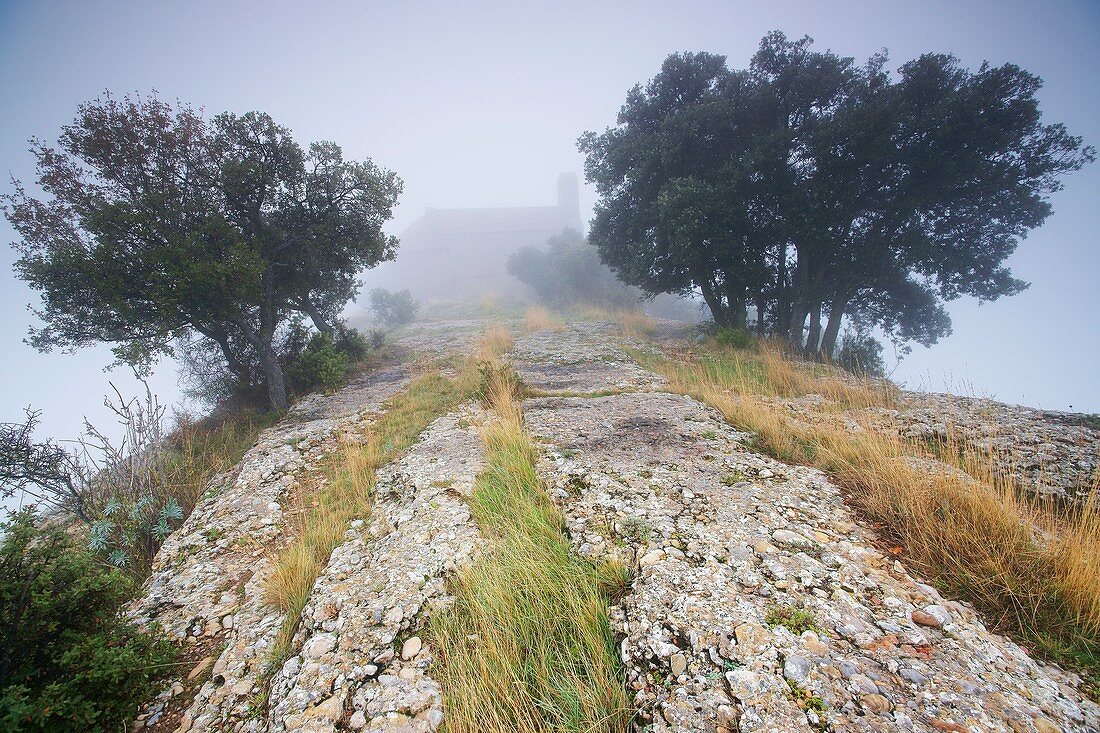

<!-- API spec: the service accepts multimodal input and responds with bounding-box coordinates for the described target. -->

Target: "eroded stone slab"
[131,367,412,732]
[523,387,1099,733]
[512,323,664,393]
[268,405,486,733]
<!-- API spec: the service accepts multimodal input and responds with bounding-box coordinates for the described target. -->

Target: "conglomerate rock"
[268,406,486,733]
[886,391,1098,505]
[130,366,411,732]
[133,319,1100,733]
[513,325,1100,733]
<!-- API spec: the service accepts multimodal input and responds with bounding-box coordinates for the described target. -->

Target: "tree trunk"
[297,298,334,338]
[775,242,789,337]
[820,292,851,358]
[805,301,823,355]
[257,341,288,412]
[698,276,727,326]
[195,325,250,381]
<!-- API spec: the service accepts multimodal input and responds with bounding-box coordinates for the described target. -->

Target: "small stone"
[922,604,953,627]
[771,529,814,550]
[733,622,769,651]
[899,667,928,686]
[669,653,687,676]
[801,630,827,656]
[187,656,214,681]
[348,710,367,729]
[849,673,879,694]
[910,609,940,628]
[231,679,252,695]
[860,693,893,714]
[783,654,811,683]
[1032,719,1062,733]
[639,549,665,567]
[304,632,338,660]
[401,635,423,660]
[398,666,417,680]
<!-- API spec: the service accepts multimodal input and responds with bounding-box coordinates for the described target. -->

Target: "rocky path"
[267,405,486,732]
[131,366,411,732]
[512,323,1100,733]
[134,319,1098,733]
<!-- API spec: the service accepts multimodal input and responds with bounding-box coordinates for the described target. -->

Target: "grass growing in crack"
[641,342,1100,695]
[262,326,511,672]
[523,305,565,333]
[578,305,658,339]
[430,364,633,732]
[766,604,819,634]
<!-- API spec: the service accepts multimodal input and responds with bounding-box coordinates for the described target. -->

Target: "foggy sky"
[1,0,1098,462]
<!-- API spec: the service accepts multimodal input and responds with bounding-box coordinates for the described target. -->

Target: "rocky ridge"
[512,323,1099,733]
[132,318,1099,733]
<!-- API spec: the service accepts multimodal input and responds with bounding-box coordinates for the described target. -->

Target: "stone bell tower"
[557,172,582,232]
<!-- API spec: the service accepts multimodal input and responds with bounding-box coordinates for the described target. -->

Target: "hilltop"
[124,309,1099,733]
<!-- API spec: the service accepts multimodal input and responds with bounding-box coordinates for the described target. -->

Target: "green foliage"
[0,510,176,732]
[714,326,754,349]
[834,328,887,378]
[580,33,1094,354]
[4,93,402,410]
[369,288,420,328]
[506,228,639,308]
[334,327,370,361]
[765,604,819,635]
[290,334,350,392]
[89,495,184,570]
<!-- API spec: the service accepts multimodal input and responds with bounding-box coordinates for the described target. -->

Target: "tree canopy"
[4,93,402,410]
[579,32,1093,355]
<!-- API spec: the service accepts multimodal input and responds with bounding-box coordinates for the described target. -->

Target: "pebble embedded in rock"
[860,693,893,714]
[670,652,687,676]
[783,654,811,683]
[401,635,423,660]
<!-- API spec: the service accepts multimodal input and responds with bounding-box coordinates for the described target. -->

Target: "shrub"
[334,327,370,361]
[290,333,350,392]
[369,288,420,328]
[834,328,886,378]
[714,325,754,349]
[0,509,176,732]
[475,363,525,407]
[506,228,640,308]
[369,329,385,349]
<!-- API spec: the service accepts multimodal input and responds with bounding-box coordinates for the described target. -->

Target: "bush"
[369,288,419,328]
[334,327,370,361]
[290,333,350,392]
[506,228,640,308]
[714,325,754,349]
[834,328,887,378]
[0,509,175,732]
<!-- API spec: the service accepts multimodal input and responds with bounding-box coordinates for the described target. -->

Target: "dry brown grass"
[430,361,631,732]
[522,305,565,333]
[475,321,514,362]
[646,346,1100,686]
[758,342,894,409]
[580,305,658,339]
